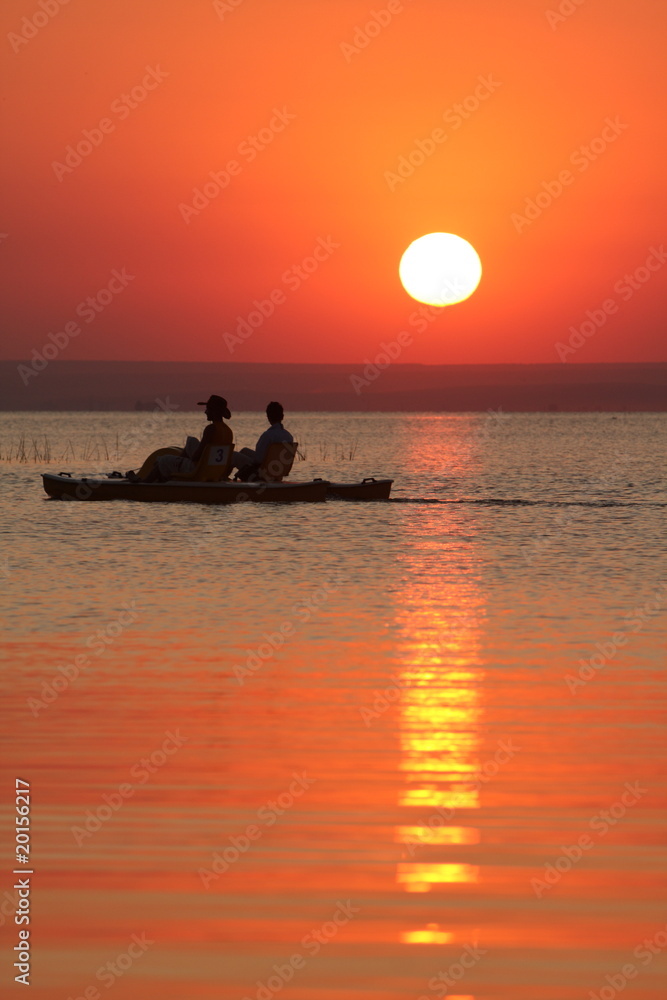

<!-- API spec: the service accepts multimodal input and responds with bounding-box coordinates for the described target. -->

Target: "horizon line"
[3,359,667,367]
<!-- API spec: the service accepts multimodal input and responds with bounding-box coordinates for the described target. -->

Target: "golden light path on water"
[393,494,485,972]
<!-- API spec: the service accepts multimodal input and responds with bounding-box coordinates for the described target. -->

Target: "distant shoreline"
[1,360,665,412]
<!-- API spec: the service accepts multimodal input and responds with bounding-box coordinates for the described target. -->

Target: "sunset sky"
[1,0,665,365]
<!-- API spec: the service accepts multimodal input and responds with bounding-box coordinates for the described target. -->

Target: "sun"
[399,233,482,306]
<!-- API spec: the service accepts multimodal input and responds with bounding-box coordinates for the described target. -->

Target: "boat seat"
[258,441,298,483]
[171,443,234,482]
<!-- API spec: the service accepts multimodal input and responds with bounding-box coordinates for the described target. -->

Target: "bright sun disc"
[399,232,482,306]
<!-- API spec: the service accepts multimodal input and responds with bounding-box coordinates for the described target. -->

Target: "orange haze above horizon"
[1,0,666,366]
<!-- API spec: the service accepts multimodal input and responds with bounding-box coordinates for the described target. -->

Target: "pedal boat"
[41,442,393,505]
[42,473,328,504]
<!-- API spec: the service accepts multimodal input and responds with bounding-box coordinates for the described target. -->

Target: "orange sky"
[1,0,666,365]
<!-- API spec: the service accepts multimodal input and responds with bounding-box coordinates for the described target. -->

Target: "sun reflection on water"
[394,509,485,949]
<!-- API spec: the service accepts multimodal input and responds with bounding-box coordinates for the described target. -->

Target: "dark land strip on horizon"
[1,361,665,412]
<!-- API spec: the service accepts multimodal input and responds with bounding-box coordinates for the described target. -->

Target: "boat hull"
[324,478,393,500]
[42,474,328,505]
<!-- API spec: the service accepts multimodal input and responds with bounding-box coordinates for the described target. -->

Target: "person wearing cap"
[128,395,233,482]
[232,401,293,477]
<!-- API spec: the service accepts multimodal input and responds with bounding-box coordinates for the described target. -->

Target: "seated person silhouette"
[128,395,233,482]
[233,401,293,481]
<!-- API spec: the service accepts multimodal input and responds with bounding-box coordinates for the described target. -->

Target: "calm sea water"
[2,411,666,1000]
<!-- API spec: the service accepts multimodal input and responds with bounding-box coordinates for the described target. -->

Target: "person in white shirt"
[233,401,293,476]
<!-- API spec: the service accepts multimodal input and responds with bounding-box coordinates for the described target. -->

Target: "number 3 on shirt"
[209,446,230,465]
